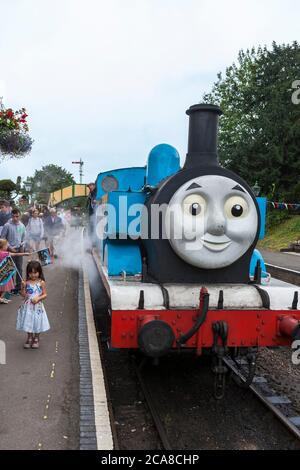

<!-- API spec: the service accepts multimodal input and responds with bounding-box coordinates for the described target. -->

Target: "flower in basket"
[0,132,33,157]
[0,106,33,158]
[0,107,29,133]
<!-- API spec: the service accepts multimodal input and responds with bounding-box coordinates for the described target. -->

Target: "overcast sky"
[0,0,299,185]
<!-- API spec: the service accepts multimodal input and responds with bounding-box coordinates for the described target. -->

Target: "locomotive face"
[166,174,258,269]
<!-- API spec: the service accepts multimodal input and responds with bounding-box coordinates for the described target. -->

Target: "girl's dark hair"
[26,261,45,281]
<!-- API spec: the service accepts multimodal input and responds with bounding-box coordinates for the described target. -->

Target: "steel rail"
[223,356,300,441]
[132,358,173,450]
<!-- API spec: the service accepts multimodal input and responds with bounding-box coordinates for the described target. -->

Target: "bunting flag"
[0,256,16,286]
[268,201,300,210]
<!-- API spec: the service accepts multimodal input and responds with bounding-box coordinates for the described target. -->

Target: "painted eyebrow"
[232,184,246,193]
[186,183,202,191]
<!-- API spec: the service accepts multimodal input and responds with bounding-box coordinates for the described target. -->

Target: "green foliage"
[266,209,291,229]
[289,180,300,201]
[203,42,300,201]
[30,164,75,202]
[0,179,17,197]
[259,215,300,250]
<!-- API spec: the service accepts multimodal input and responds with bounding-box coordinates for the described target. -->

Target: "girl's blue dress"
[16,282,50,333]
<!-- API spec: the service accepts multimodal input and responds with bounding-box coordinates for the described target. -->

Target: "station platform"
[0,262,79,450]
[0,230,113,450]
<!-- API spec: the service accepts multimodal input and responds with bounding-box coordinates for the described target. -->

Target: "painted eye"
[224,196,248,219]
[191,203,201,216]
[183,194,206,217]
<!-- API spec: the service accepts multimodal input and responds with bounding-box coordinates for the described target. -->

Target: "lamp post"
[252,181,261,197]
[23,178,32,205]
[33,180,42,208]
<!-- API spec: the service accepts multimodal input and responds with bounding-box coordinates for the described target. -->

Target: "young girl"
[0,239,29,304]
[16,261,50,349]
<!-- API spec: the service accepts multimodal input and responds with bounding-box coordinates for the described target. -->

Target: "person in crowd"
[87,182,97,216]
[57,210,68,236]
[17,260,49,349]
[26,208,45,253]
[71,209,81,230]
[86,182,97,245]
[44,208,64,258]
[0,239,29,304]
[21,211,30,227]
[1,209,26,294]
[40,209,49,245]
[0,200,11,236]
[43,207,50,219]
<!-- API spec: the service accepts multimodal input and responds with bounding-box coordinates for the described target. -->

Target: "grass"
[258,215,300,251]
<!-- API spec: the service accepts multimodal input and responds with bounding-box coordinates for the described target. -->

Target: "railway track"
[223,356,300,441]
[218,261,300,442]
[132,351,300,449]
[122,351,300,450]
[228,262,300,442]
[132,356,173,450]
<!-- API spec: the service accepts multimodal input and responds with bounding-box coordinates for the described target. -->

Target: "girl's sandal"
[31,338,39,349]
[24,338,33,349]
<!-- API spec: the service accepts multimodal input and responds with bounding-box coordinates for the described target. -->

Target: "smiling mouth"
[202,240,231,251]
[200,234,232,252]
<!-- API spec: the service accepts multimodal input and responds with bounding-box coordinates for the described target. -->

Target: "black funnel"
[184,103,223,169]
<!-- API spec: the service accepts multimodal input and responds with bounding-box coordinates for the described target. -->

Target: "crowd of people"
[0,200,69,298]
[0,201,70,348]
[0,188,94,350]
[0,193,92,350]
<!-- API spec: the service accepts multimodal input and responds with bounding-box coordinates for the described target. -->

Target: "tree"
[0,179,17,199]
[203,41,300,200]
[30,164,76,202]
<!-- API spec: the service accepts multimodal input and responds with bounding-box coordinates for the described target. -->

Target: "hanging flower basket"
[0,106,33,158]
[0,130,33,157]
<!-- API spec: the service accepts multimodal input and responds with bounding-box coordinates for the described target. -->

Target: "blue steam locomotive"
[90,104,300,397]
